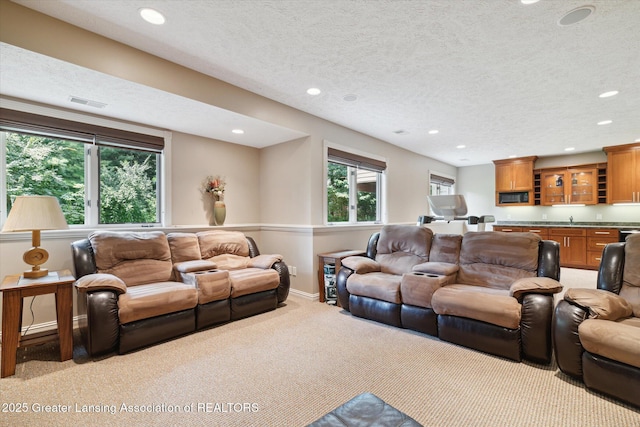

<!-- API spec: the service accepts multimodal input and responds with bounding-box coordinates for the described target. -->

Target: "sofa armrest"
[412,262,459,276]
[564,288,633,321]
[510,277,562,300]
[248,254,283,269]
[174,260,217,274]
[553,299,589,378]
[341,256,380,274]
[75,273,127,294]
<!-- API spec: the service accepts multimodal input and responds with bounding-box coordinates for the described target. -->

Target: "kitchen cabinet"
[548,228,587,268]
[586,228,618,269]
[492,226,523,232]
[494,156,537,192]
[604,143,640,203]
[540,167,598,206]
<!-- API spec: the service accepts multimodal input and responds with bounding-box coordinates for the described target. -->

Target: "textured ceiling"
[5,0,640,166]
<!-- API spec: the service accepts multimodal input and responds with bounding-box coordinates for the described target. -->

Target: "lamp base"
[23,268,49,279]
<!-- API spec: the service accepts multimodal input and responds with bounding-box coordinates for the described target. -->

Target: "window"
[1,108,163,227]
[326,147,385,223]
[430,172,455,196]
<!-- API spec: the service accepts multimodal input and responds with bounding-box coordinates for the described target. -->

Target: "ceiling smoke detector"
[558,6,595,26]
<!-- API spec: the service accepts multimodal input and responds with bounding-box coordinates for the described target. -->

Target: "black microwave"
[498,191,529,204]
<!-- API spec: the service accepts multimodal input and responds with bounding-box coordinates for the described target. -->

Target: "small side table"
[317,250,365,303]
[1,269,75,378]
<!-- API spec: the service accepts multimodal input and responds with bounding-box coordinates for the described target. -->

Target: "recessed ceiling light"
[393,129,409,135]
[232,129,244,134]
[599,90,619,98]
[343,94,358,102]
[456,145,466,149]
[428,130,439,135]
[306,88,321,95]
[564,147,576,152]
[508,155,517,158]
[558,6,595,27]
[597,120,612,126]
[520,0,540,4]
[139,8,166,25]
[635,138,640,142]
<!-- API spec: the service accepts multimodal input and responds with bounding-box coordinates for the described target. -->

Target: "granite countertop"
[495,221,640,229]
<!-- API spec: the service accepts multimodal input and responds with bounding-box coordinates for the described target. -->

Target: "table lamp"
[1,195,69,278]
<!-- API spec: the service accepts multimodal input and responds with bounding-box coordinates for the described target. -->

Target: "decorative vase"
[213,200,226,226]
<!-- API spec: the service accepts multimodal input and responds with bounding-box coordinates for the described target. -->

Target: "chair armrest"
[248,254,283,269]
[75,273,127,294]
[174,260,217,273]
[510,277,563,299]
[564,288,633,320]
[341,256,380,274]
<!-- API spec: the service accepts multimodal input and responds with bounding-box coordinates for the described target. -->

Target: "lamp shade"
[2,195,69,232]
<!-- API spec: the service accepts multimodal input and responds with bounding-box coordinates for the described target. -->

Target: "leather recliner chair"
[553,233,640,407]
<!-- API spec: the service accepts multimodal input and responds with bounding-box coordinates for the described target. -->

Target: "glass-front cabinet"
[540,167,598,205]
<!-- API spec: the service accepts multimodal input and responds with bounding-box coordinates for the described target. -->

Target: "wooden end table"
[1,269,75,378]
[317,250,365,304]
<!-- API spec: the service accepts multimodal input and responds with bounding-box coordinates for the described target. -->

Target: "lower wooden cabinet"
[548,228,587,268]
[586,228,618,269]
[492,226,619,270]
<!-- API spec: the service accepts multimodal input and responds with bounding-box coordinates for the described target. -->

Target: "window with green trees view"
[326,147,385,224]
[2,131,160,226]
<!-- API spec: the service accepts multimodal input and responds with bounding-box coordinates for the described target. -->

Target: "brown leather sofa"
[336,225,562,363]
[553,233,640,407]
[72,230,289,356]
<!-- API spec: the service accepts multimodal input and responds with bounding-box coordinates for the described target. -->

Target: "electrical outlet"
[542,214,547,220]
[596,214,603,220]
[290,266,297,276]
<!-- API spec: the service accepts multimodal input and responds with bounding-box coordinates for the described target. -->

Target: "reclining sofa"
[336,225,562,363]
[72,230,289,356]
[553,233,640,407]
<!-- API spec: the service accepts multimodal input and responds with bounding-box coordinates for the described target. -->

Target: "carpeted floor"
[1,268,639,426]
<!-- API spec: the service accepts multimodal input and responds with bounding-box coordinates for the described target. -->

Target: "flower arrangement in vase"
[201,175,226,225]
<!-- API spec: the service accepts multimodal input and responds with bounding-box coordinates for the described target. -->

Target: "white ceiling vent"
[69,96,107,109]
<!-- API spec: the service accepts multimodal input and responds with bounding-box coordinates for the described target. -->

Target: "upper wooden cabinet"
[494,156,537,192]
[540,167,599,205]
[604,143,640,203]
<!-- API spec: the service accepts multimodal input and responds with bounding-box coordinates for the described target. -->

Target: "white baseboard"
[0,316,83,341]
[288,288,318,301]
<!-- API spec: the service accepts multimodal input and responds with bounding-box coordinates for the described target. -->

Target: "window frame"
[324,141,386,225]
[0,103,169,228]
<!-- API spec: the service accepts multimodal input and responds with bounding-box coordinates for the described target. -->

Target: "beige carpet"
[2,275,639,426]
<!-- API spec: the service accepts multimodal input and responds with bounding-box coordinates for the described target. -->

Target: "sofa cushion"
[229,268,280,298]
[375,225,432,275]
[181,270,231,304]
[89,231,173,286]
[167,232,202,263]
[432,284,522,329]
[620,234,640,317]
[197,230,250,259]
[346,272,402,304]
[248,254,283,269]
[401,273,449,308]
[118,281,198,324]
[579,317,640,369]
[413,262,459,276]
[212,253,250,270]
[429,234,463,264]
[457,232,540,290]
